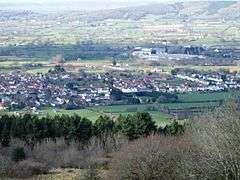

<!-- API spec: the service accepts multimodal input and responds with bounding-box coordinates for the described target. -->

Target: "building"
[0,102,5,110]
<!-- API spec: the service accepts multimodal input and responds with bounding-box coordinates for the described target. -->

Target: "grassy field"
[0,56,50,72]
[1,13,239,47]
[173,65,240,73]
[35,168,85,180]
[0,57,115,74]
[5,107,171,126]
[26,67,52,74]
[5,109,102,122]
[1,91,235,127]
[1,56,239,76]
[16,168,109,180]
[5,168,87,180]
[178,91,233,103]
[156,65,240,74]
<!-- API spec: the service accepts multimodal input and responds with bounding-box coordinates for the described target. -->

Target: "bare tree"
[166,100,240,180]
[189,101,240,180]
[108,100,240,180]
[108,135,183,180]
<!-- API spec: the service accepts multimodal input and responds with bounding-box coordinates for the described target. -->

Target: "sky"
[1,0,150,3]
[0,0,234,11]
[2,0,155,2]
[0,0,167,11]
[2,0,232,2]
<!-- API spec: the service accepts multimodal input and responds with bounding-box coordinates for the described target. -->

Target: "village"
[132,46,240,66]
[0,66,239,111]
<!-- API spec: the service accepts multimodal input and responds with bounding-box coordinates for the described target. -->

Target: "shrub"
[11,147,26,162]
[84,163,101,180]
[108,135,181,180]
[0,155,13,177]
[32,139,92,169]
[10,159,48,178]
[185,102,240,179]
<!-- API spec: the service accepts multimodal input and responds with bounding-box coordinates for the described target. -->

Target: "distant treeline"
[111,88,179,105]
[0,42,235,62]
[0,42,129,60]
[0,112,184,147]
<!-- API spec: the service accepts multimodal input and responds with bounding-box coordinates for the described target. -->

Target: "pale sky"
[1,0,225,3]
[2,0,156,2]
[0,0,174,11]
[0,0,234,11]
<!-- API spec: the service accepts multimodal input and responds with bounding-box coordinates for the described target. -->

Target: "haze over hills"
[0,1,239,20]
[0,0,153,11]
[0,1,239,47]
[0,0,239,13]
[76,1,240,21]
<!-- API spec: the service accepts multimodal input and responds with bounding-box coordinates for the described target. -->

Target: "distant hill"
[0,10,40,21]
[0,1,239,47]
[0,0,150,11]
[77,1,240,21]
[0,1,239,21]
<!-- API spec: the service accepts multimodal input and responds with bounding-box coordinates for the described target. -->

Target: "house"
[151,47,166,54]
[0,102,5,110]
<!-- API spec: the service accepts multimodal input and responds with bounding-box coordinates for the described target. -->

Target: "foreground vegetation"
[0,112,183,179]
[0,99,240,179]
[0,112,183,148]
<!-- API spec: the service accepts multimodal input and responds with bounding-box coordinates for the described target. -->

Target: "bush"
[0,155,13,177]
[108,135,181,180]
[84,163,101,180]
[31,139,93,169]
[10,159,48,178]
[185,102,240,179]
[11,147,26,162]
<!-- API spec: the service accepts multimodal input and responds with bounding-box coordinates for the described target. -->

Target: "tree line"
[0,112,184,147]
[0,42,128,60]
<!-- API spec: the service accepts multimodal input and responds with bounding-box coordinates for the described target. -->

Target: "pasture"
[1,90,234,127]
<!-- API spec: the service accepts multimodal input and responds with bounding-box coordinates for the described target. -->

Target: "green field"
[5,109,101,122]
[178,91,233,103]
[1,14,239,47]
[0,56,50,72]
[3,107,170,126]
[0,57,115,74]
[1,91,235,127]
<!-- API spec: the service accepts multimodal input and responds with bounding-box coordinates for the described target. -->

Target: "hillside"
[0,1,239,49]
[1,1,239,21]
[77,1,240,22]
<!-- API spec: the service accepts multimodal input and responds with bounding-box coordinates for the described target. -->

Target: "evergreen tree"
[11,147,26,162]
[164,121,184,135]
[116,112,157,140]
[94,115,115,151]
[112,59,117,66]
[1,125,11,147]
